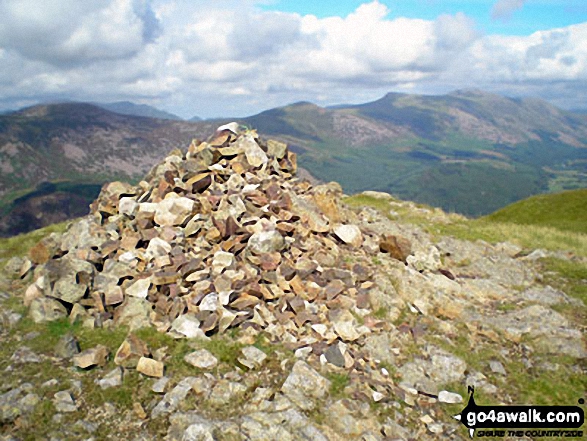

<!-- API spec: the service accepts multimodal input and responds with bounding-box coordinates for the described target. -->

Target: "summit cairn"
[25,126,387,344]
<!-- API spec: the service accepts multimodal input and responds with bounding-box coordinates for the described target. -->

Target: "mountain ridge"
[1,90,587,236]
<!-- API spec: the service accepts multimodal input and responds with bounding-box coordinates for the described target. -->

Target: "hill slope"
[237,90,587,216]
[0,103,217,235]
[484,188,587,234]
[0,103,214,201]
[94,101,183,120]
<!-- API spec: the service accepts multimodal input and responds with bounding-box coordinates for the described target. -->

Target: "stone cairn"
[23,125,400,362]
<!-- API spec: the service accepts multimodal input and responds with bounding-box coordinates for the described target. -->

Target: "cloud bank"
[0,0,585,117]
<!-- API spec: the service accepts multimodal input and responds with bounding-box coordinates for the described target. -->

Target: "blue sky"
[261,0,587,36]
[0,0,586,117]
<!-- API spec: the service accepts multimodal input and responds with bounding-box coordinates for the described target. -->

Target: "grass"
[431,220,587,257]
[484,188,587,234]
[0,220,70,263]
[326,372,350,398]
[539,257,587,304]
[345,192,587,258]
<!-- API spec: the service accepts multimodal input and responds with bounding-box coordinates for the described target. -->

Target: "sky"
[0,0,586,119]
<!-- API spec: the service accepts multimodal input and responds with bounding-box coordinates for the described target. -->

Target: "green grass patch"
[326,372,349,398]
[484,188,587,234]
[423,219,587,258]
[505,356,586,405]
[201,336,244,366]
[343,194,394,212]
[0,220,69,262]
[539,257,587,304]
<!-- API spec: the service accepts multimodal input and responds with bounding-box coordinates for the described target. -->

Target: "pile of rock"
[23,127,398,357]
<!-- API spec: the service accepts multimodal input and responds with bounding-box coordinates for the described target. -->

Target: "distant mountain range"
[235,90,587,216]
[93,101,184,121]
[1,90,586,235]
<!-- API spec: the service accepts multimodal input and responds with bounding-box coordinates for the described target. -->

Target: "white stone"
[372,391,385,402]
[184,349,218,369]
[126,277,151,299]
[438,390,463,404]
[137,202,157,218]
[154,197,195,227]
[240,134,268,167]
[171,315,206,339]
[152,376,170,394]
[294,347,312,359]
[199,293,219,312]
[238,346,267,369]
[212,251,236,274]
[333,224,363,247]
[145,237,172,259]
[216,122,239,134]
[119,251,137,263]
[53,391,77,413]
[119,197,138,216]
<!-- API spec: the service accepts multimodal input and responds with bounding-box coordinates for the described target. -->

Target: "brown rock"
[379,234,412,262]
[29,241,51,265]
[73,345,109,369]
[115,334,150,368]
[136,357,164,377]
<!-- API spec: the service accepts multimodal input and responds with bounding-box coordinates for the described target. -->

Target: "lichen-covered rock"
[281,361,331,411]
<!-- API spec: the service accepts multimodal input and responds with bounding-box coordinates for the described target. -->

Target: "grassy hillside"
[484,188,587,234]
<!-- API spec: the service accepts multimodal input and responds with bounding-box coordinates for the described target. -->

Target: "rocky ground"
[0,127,585,440]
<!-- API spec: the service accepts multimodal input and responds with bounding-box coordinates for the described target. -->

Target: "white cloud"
[0,0,160,65]
[491,0,526,21]
[0,0,586,117]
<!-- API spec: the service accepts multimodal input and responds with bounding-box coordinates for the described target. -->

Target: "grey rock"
[10,346,41,363]
[4,257,24,276]
[115,297,152,330]
[325,400,380,438]
[171,314,207,339]
[96,367,123,389]
[238,346,267,369]
[399,346,467,394]
[247,229,285,255]
[184,349,218,370]
[438,390,463,404]
[50,256,95,303]
[521,285,580,306]
[382,418,416,441]
[363,332,397,365]
[152,376,170,394]
[406,245,441,272]
[281,361,331,411]
[208,380,247,406]
[323,344,345,368]
[489,360,507,375]
[29,297,67,323]
[182,420,215,441]
[167,413,216,441]
[152,377,198,418]
[54,333,81,359]
[53,391,77,413]
[0,384,39,423]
